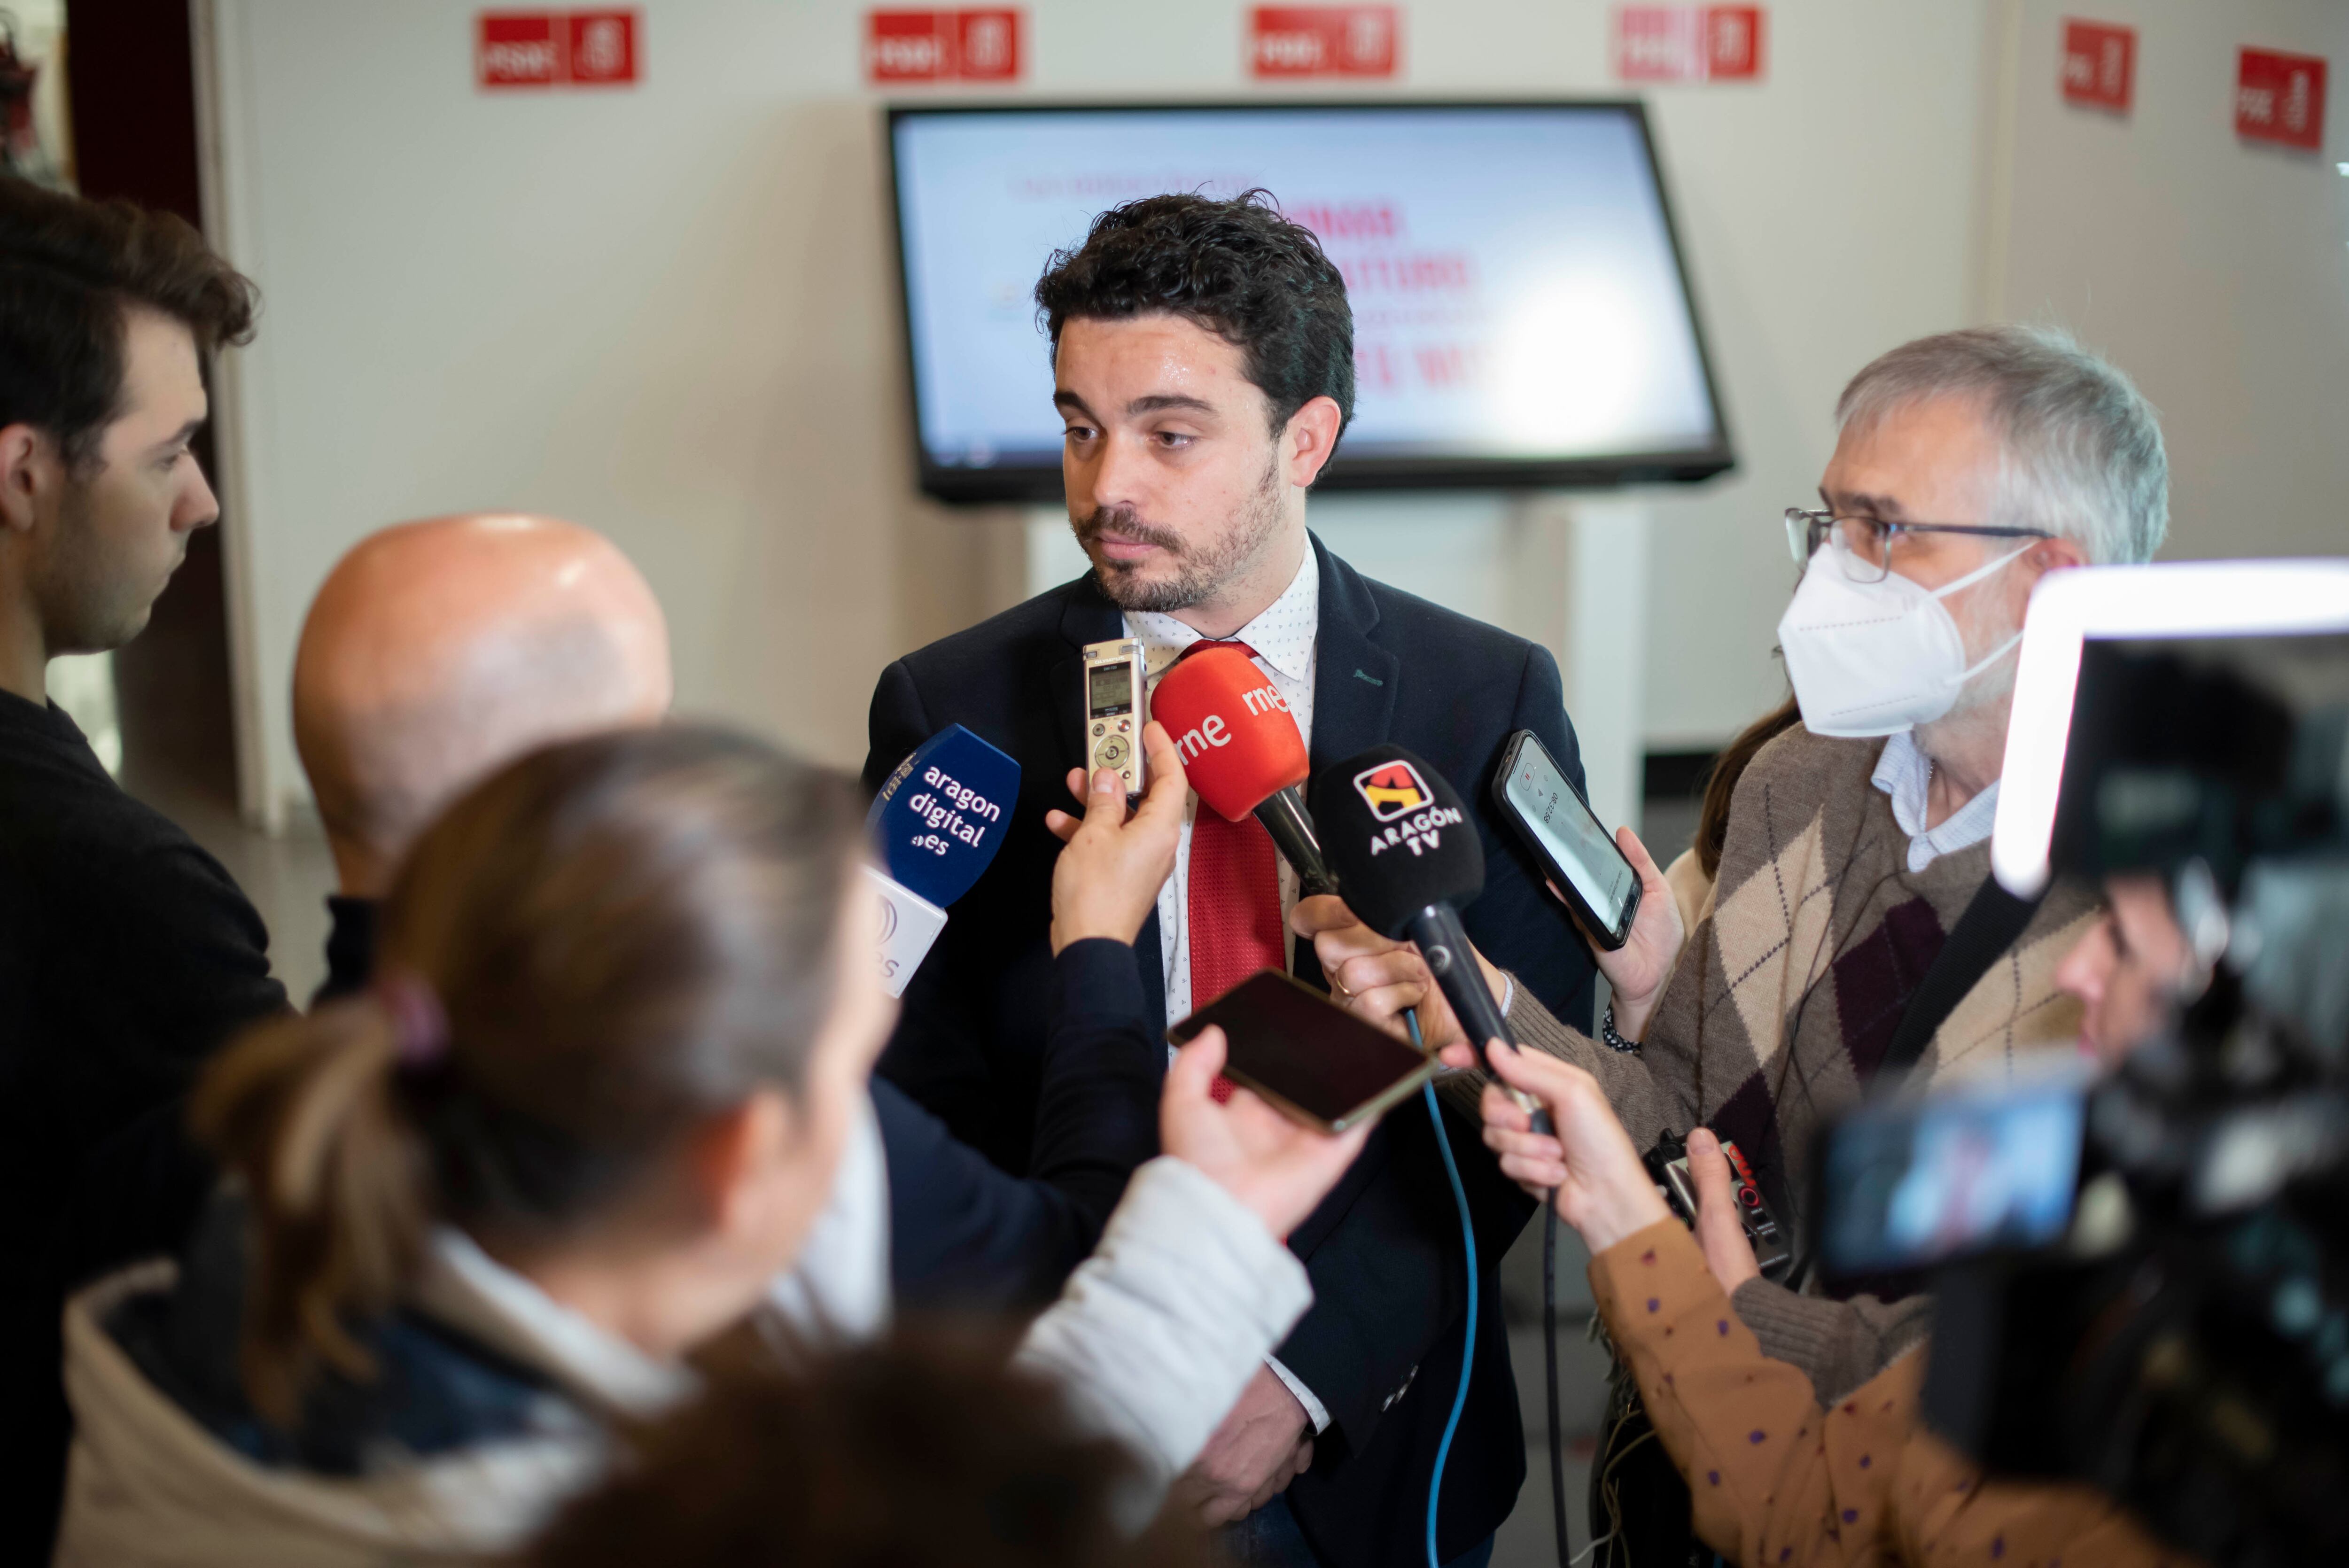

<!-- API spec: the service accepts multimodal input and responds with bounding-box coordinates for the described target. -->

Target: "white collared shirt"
[1873,730,2001,872]
[1124,545,1330,1431]
[1125,547,1321,1025]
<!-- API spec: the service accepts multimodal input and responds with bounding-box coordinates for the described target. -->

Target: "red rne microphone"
[1151,645,1338,896]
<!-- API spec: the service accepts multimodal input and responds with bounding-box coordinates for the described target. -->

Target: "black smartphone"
[1491,729,1641,950]
[1167,969,1438,1133]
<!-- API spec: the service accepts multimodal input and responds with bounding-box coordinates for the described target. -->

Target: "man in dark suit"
[865,191,1598,1568]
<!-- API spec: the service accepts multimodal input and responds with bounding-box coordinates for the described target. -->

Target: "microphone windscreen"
[1151,645,1310,821]
[1308,745,1484,938]
[867,724,1021,907]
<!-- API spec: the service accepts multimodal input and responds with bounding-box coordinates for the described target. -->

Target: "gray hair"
[1835,325,2168,565]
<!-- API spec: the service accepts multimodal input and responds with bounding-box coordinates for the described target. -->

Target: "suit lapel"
[1307,535,1399,772]
[1293,536,1397,993]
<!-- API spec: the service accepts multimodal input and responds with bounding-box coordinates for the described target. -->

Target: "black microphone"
[1310,745,1548,1126]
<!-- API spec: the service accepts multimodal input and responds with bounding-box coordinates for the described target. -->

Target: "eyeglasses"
[1783,508,2053,585]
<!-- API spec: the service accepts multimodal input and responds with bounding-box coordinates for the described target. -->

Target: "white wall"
[1989,0,2349,564]
[203,0,2000,823]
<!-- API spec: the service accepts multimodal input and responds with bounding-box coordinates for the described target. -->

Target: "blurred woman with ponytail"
[50,723,1361,1566]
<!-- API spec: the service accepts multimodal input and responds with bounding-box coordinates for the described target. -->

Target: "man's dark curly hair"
[0,175,259,474]
[1035,190,1354,447]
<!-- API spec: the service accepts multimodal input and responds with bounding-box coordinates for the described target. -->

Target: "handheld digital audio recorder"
[1080,638,1150,797]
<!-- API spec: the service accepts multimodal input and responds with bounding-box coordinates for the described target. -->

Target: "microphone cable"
[1407,1008,1572,1568]
[1414,1002,1477,1568]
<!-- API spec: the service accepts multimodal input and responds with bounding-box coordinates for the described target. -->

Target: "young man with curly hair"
[865,191,1598,1568]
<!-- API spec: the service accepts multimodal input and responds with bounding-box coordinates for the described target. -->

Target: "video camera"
[1812,562,2349,1565]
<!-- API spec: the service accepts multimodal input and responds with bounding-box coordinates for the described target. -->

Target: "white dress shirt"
[1126,547,1321,1024]
[1124,545,1332,1431]
[1873,730,2001,872]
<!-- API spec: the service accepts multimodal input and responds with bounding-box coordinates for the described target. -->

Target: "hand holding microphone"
[1291,893,1509,1050]
[866,725,1021,997]
[1048,721,1188,954]
[1308,745,1549,1128]
[1459,1041,1668,1254]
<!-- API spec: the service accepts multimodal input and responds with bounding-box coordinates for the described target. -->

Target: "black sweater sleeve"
[882,938,1161,1313]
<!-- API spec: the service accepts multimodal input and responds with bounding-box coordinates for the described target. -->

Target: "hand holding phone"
[1491,730,1687,1038]
[1159,1022,1376,1243]
[1167,969,1437,1133]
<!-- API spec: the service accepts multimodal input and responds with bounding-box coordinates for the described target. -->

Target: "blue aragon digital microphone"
[866,725,1020,997]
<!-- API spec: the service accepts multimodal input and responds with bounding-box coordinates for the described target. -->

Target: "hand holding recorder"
[1046,721,1187,955]
[1455,1032,1773,1291]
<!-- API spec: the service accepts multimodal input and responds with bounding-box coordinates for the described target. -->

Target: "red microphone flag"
[1151,645,1310,822]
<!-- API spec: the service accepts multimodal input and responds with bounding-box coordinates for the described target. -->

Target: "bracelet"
[1599,1001,1641,1054]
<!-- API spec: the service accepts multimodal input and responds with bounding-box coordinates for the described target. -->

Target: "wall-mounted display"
[886,101,1735,502]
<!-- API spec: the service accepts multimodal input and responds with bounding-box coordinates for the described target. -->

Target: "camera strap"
[1878,874,2045,1081]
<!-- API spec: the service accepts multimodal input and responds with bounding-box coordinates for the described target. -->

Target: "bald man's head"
[294,515,671,895]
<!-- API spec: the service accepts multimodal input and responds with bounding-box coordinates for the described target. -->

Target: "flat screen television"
[886,101,1735,504]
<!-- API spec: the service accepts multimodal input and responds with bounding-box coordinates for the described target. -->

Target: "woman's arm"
[1473,1048,1913,1567]
[1477,1051,2188,1568]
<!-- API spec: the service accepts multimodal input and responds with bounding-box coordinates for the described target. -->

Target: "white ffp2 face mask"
[1775,545,2027,737]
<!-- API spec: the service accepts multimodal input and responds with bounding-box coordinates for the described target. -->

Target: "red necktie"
[1179,641,1287,1102]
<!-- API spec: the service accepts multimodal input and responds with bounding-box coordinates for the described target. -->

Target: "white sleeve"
[1015,1157,1314,1529]
[1264,1355,1332,1433]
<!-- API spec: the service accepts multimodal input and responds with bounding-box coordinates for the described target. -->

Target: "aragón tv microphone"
[866,724,1019,997]
[1150,643,1337,896]
[1310,745,1538,1115]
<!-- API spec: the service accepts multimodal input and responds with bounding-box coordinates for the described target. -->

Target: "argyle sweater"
[1506,724,2096,1402]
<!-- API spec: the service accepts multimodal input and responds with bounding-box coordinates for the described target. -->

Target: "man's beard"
[1943,599,2022,721]
[1074,458,1285,614]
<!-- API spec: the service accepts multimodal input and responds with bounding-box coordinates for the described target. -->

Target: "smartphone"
[1491,730,1641,950]
[1167,969,1438,1133]
[1814,1065,2092,1279]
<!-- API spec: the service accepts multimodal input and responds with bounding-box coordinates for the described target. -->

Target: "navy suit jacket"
[881,937,1160,1314]
[864,536,1598,1567]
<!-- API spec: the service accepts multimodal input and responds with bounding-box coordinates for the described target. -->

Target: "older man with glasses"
[1295,323,2170,1557]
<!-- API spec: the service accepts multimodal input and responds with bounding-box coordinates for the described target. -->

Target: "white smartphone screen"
[1502,738,1638,932]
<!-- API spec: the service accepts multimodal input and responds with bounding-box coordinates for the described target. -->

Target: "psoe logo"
[1353,759,1431,822]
